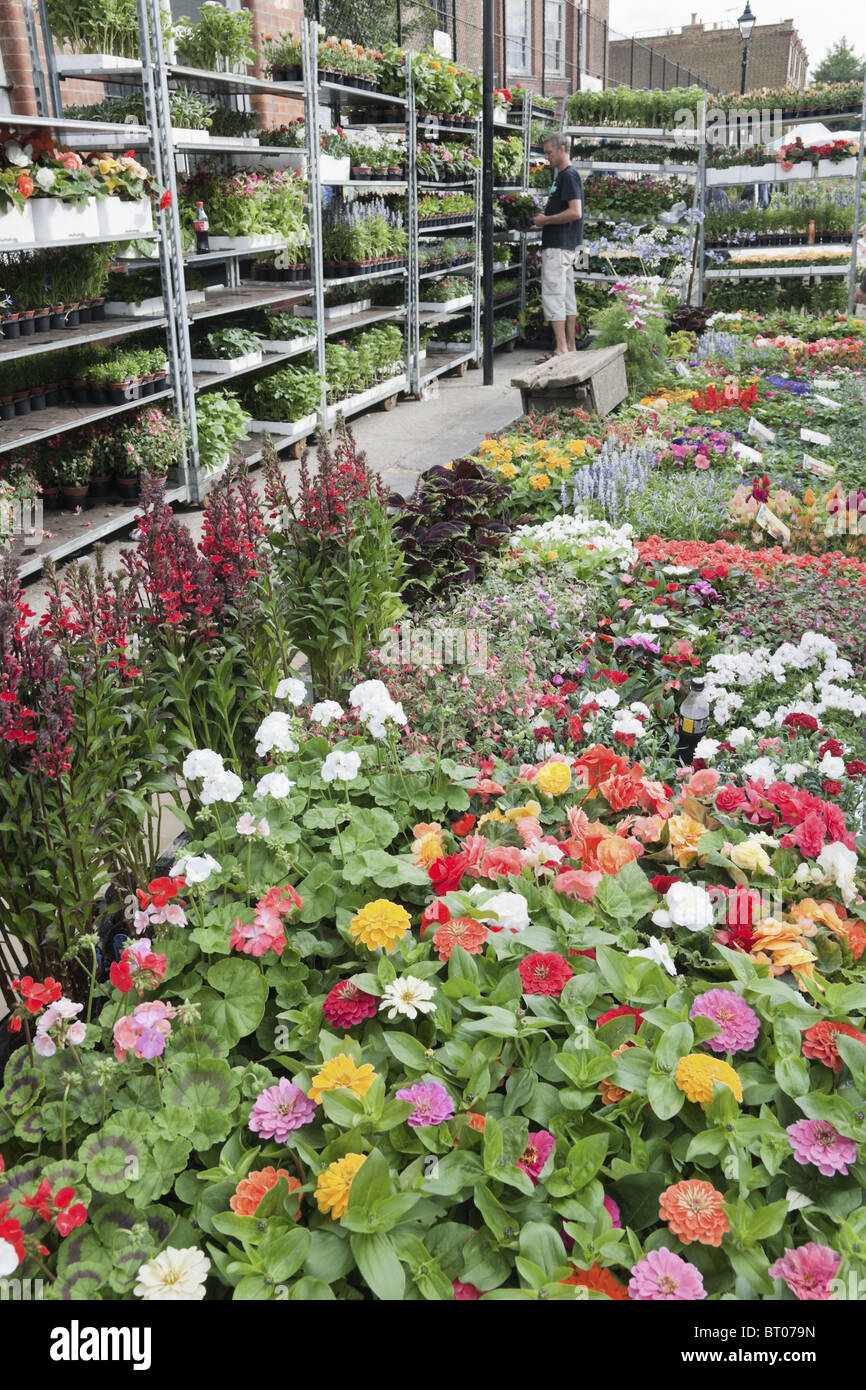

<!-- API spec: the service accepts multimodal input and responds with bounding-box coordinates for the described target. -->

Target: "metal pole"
[576,5,582,91]
[740,40,749,95]
[540,0,546,97]
[303,17,328,429]
[397,0,402,47]
[501,0,508,90]
[846,77,866,315]
[452,0,458,59]
[407,51,420,395]
[602,19,607,88]
[25,0,58,116]
[697,96,707,307]
[629,36,634,88]
[482,0,495,384]
[648,48,653,90]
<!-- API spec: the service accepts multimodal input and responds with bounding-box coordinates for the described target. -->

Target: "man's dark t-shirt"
[542,164,584,251]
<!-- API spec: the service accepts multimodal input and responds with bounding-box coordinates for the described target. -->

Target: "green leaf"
[350,1232,406,1300]
[483,1114,505,1175]
[382,1030,430,1072]
[567,1133,608,1189]
[201,959,269,1046]
[519,1222,566,1279]
[744,1200,788,1243]
[259,1226,312,1282]
[646,1068,685,1120]
[346,1148,392,1213]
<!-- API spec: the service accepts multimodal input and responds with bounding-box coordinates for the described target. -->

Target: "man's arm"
[533,197,581,228]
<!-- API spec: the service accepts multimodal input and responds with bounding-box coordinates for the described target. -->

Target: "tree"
[811,37,866,85]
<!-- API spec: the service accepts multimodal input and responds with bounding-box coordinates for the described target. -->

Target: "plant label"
[812,377,840,388]
[755,504,791,545]
[800,428,832,446]
[732,441,762,463]
[748,417,775,442]
[803,453,836,478]
[812,394,843,410]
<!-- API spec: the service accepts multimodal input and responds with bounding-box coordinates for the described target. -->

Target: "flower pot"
[1,314,21,339]
[91,385,109,405]
[66,305,81,327]
[40,486,61,511]
[140,374,155,397]
[116,477,140,501]
[61,484,90,510]
[818,157,857,179]
[13,393,31,415]
[97,195,154,239]
[33,309,51,333]
[89,475,113,499]
[29,389,47,411]
[31,197,100,243]
[0,399,14,420]
[90,298,106,321]
[0,203,35,245]
[18,311,36,337]
[320,154,351,182]
[50,309,66,330]
[45,385,61,407]
[108,381,141,406]
[152,371,168,394]
[78,304,92,324]
[73,380,90,404]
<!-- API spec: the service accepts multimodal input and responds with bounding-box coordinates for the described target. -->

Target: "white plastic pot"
[189,349,263,375]
[105,296,165,318]
[209,233,281,251]
[418,295,474,313]
[818,157,857,178]
[320,154,350,182]
[263,337,316,354]
[55,53,141,74]
[31,197,100,242]
[249,411,318,436]
[172,127,212,145]
[97,196,154,238]
[0,202,35,245]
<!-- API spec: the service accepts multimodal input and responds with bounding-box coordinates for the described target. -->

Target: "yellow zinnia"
[567,439,586,456]
[308,1053,377,1104]
[349,899,411,952]
[536,761,571,796]
[676,1054,742,1107]
[315,1153,366,1221]
[498,463,517,480]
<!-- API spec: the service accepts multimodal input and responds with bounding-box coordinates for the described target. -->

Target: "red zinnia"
[322,980,378,1029]
[597,1005,644,1032]
[518,953,573,997]
[802,1020,866,1074]
[433,916,488,962]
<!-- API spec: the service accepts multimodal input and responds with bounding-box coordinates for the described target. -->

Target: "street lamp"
[738,2,756,95]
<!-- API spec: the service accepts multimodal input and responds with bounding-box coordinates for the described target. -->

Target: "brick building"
[608,14,808,95]
[448,0,611,98]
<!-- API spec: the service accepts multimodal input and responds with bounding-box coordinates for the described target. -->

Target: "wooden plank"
[511,343,626,391]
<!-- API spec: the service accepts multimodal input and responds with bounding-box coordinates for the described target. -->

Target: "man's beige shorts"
[541,247,578,322]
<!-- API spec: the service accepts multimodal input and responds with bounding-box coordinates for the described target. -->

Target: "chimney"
[690,11,696,20]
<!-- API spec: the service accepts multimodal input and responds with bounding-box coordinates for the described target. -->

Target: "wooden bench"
[511,343,628,416]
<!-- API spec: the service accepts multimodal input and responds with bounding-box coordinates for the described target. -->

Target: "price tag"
[801,427,832,446]
[755,503,791,545]
[803,453,836,478]
[812,394,843,410]
[732,441,763,463]
[748,417,775,443]
[812,377,840,388]
[674,361,691,377]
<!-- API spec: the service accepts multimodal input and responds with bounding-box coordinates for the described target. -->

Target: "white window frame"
[545,0,565,76]
[506,0,532,76]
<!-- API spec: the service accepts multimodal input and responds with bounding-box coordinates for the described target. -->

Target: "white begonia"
[652,882,716,932]
[793,862,812,885]
[254,771,295,800]
[182,748,225,781]
[628,935,677,977]
[134,1247,211,1301]
[816,842,858,904]
[741,757,776,783]
[4,140,30,167]
[174,853,221,884]
[275,677,306,705]
[310,700,344,727]
[255,711,298,758]
[35,166,55,190]
[379,975,436,1021]
[727,727,754,750]
[200,769,243,805]
[818,753,845,780]
[321,749,361,783]
[473,891,530,934]
[693,737,720,761]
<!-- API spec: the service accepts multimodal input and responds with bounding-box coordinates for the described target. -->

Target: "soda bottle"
[677,675,710,763]
[194,202,210,255]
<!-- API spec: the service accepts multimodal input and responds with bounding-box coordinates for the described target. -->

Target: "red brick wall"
[609,20,808,96]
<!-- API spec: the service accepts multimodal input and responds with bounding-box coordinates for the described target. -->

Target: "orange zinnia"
[599,1042,632,1105]
[560,1263,630,1300]
[230,1167,301,1217]
[659,1180,729,1246]
[432,916,488,962]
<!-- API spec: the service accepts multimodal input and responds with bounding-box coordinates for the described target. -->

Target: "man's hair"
[542,132,569,151]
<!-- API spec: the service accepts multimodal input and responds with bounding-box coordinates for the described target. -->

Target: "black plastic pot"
[91,385,108,406]
[89,476,113,500]
[78,305,92,324]
[34,310,51,333]
[45,385,61,407]
[40,487,61,512]
[116,477,139,501]
[140,376,155,397]
[50,311,66,330]
[19,314,36,337]
[29,390,46,411]
[91,300,106,321]
[108,382,140,406]
[0,400,14,420]
[73,383,89,404]
[2,317,21,339]
[61,485,89,510]
[66,308,80,327]
[13,395,31,415]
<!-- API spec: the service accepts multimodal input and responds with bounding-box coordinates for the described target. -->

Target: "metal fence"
[305,0,719,99]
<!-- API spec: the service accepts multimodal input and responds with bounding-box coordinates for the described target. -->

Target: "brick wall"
[609,19,808,96]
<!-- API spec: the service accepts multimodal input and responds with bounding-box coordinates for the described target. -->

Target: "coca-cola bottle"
[194,201,210,255]
[677,675,710,763]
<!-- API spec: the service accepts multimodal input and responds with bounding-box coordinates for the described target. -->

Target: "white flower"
[816,841,858,904]
[200,769,243,804]
[793,862,812,884]
[652,882,715,932]
[521,839,565,872]
[311,700,344,727]
[752,712,773,729]
[535,741,556,760]
[727,727,754,749]
[629,702,652,719]
[782,763,807,782]
[236,812,269,837]
[255,711,298,758]
[4,140,30,167]
[379,975,437,1021]
[134,1247,211,1301]
[349,680,406,738]
[594,688,620,709]
[35,166,56,190]
[646,613,669,629]
[628,935,677,976]
[254,771,295,800]
[275,677,306,705]
[0,1237,20,1277]
[818,752,845,780]
[741,757,776,783]
[612,714,645,738]
[693,737,720,761]
[473,891,530,934]
[182,748,224,780]
[174,853,221,884]
[321,749,361,783]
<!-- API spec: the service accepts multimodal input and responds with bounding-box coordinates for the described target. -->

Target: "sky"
[609,0,866,76]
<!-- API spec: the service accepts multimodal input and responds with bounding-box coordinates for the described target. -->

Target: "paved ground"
[24,346,536,614]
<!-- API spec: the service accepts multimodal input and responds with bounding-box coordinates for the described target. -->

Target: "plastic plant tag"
[748,417,775,443]
[801,428,832,446]
[803,454,836,478]
[732,441,762,463]
[755,503,791,545]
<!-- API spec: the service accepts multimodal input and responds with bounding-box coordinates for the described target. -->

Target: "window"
[545,0,565,76]
[506,0,531,75]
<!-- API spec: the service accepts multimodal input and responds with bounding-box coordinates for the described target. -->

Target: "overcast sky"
[609,0,866,76]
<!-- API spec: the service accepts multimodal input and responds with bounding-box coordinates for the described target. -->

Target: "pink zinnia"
[396,1080,455,1128]
[689,989,760,1054]
[248,1078,317,1140]
[769,1243,840,1301]
[787,1118,857,1177]
[517,1129,555,1185]
[453,1279,481,1300]
[628,1247,706,1301]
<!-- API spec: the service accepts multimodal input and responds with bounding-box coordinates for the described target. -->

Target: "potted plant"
[37,453,62,510]
[59,451,91,509]
[173,3,256,74]
[193,388,251,472]
[190,326,263,374]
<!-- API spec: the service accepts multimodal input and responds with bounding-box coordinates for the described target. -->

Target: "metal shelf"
[323,306,406,336]
[0,110,150,137]
[0,315,168,361]
[189,285,311,321]
[419,349,475,382]
[0,388,173,458]
[322,266,407,289]
[575,159,697,176]
[9,232,158,255]
[324,373,407,424]
[193,342,316,389]
[419,259,475,279]
[705,264,852,279]
[16,484,188,580]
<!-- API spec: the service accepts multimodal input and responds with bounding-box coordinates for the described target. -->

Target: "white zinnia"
[254,771,295,800]
[321,749,361,783]
[275,677,306,705]
[379,975,437,1021]
[134,1247,211,1301]
[182,748,224,781]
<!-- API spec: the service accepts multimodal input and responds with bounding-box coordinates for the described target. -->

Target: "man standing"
[532,132,583,361]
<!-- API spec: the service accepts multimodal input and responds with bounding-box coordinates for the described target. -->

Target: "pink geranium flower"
[787,1119,857,1176]
[629,1248,706,1300]
[769,1243,840,1301]
[113,1000,175,1062]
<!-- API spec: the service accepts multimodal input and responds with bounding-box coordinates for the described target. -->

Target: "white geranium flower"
[236,813,269,837]
[275,677,306,705]
[174,853,221,884]
[200,769,243,805]
[0,1237,20,1277]
[628,936,677,976]
[321,749,361,783]
[816,841,858,904]
[752,712,773,729]
[255,711,298,758]
[652,882,715,932]
[254,771,295,800]
[379,975,436,1021]
[311,700,344,727]
[182,748,224,780]
[693,737,720,761]
[134,1247,211,1301]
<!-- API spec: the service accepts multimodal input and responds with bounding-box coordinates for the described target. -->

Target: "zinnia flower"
[561,1263,629,1299]
[688,990,760,1054]
[322,980,378,1029]
[518,953,573,997]
[659,1180,729,1246]
[675,1053,743,1107]
[802,1020,866,1074]
[379,975,436,1021]
[516,1129,555,1184]
[628,1248,706,1301]
[308,1052,377,1104]
[769,1243,841,1301]
[248,1078,317,1140]
[315,1153,366,1220]
[230,1168,301,1217]
[432,916,488,962]
[453,1279,482,1299]
[396,1080,455,1127]
[786,1118,857,1177]
[349,899,411,952]
[133,1247,210,1301]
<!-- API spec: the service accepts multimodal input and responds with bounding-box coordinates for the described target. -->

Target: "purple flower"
[689,989,760,1054]
[395,1080,455,1128]
[136,1028,167,1059]
[249,1078,317,1141]
[787,1119,857,1177]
